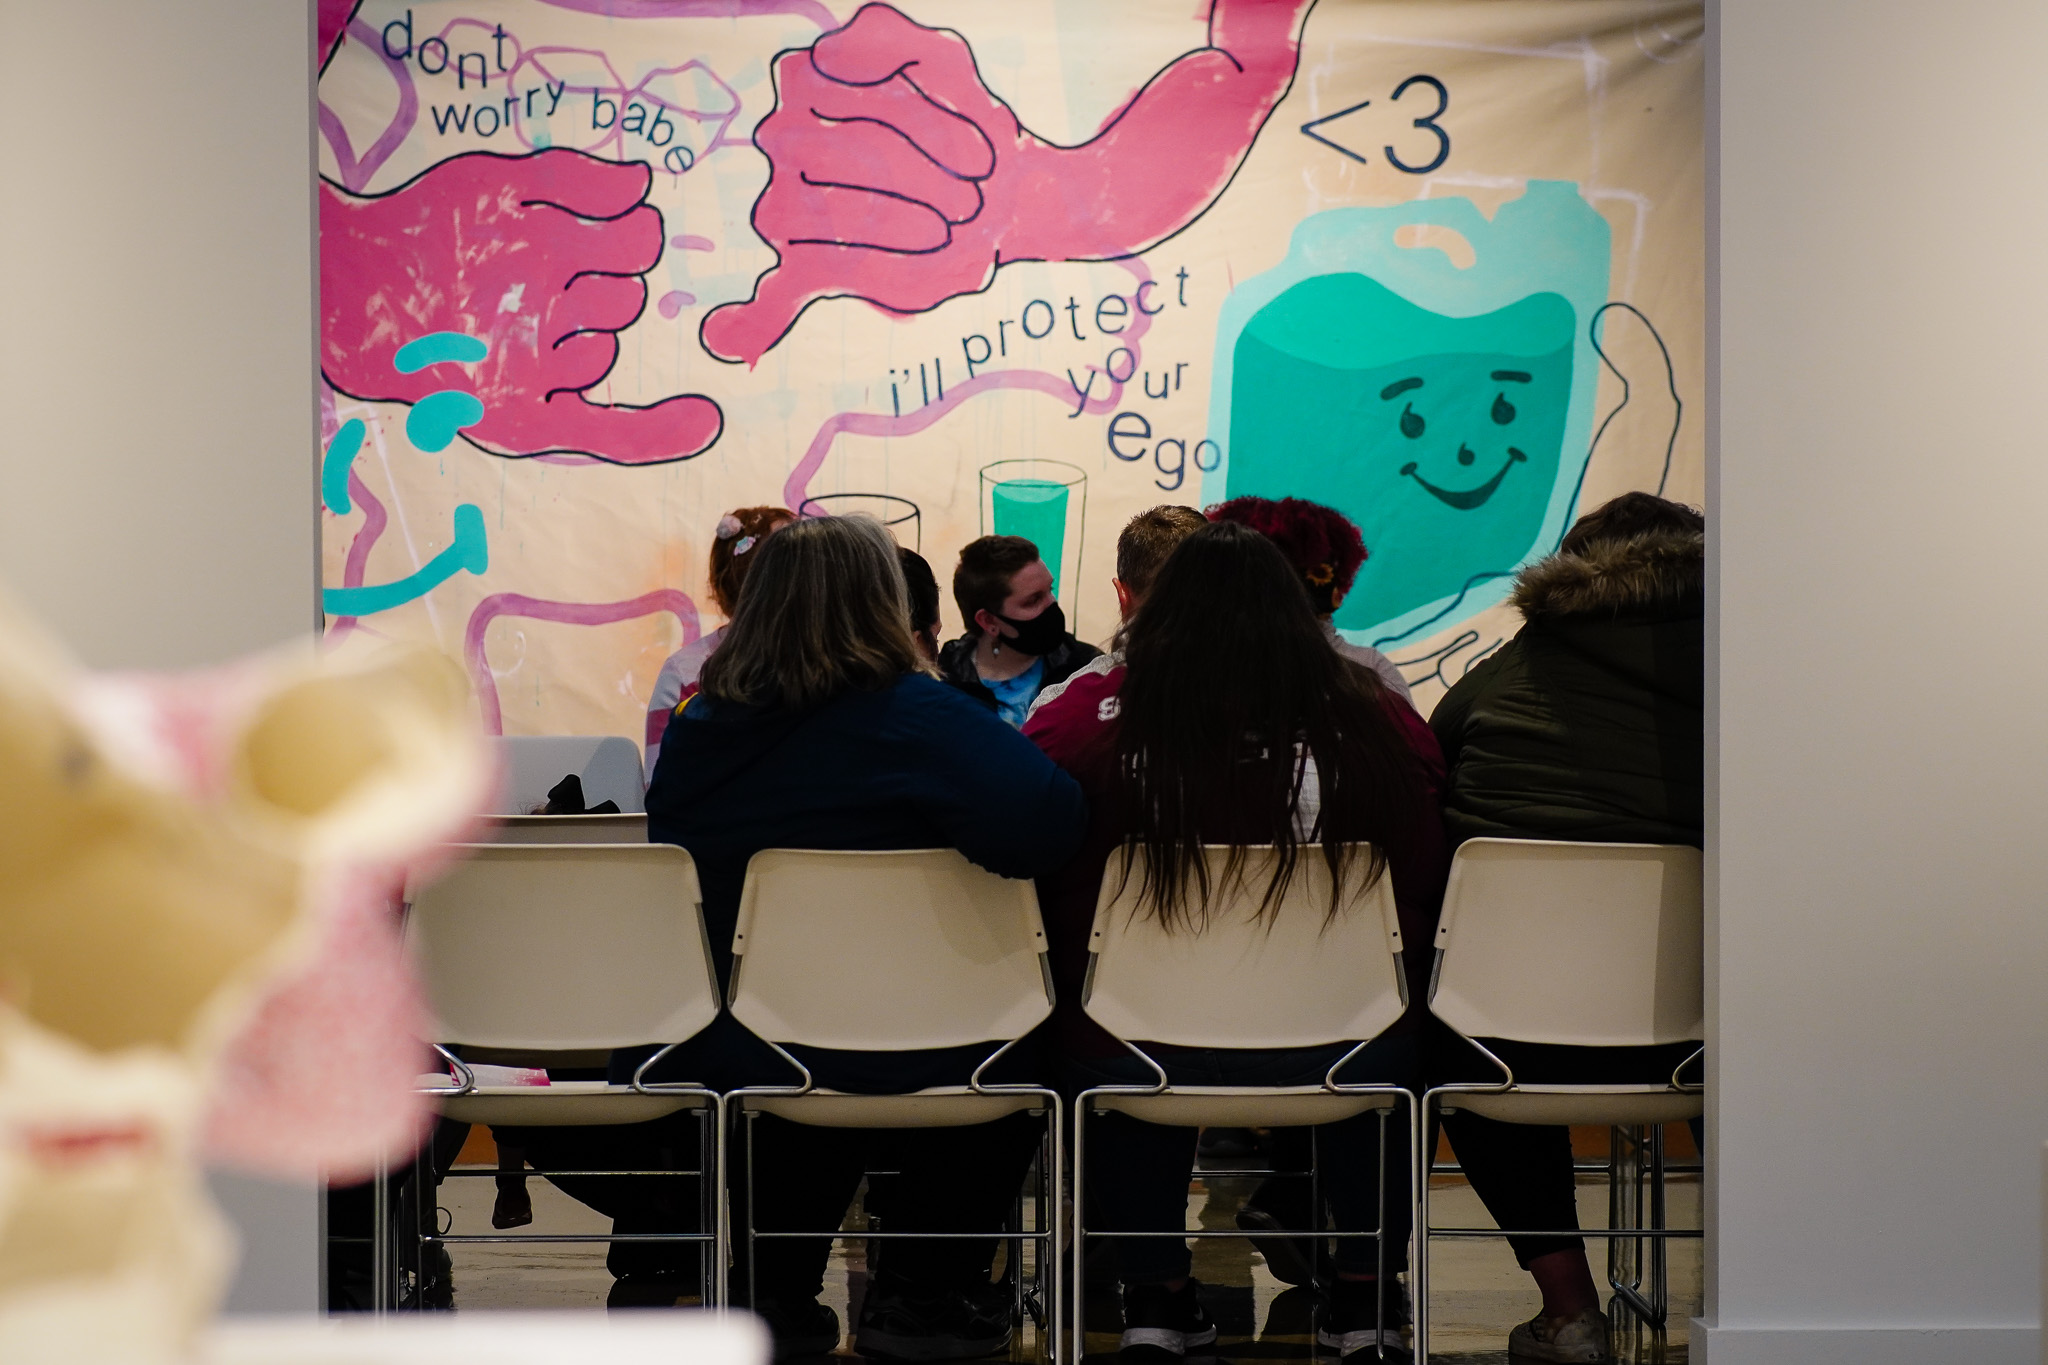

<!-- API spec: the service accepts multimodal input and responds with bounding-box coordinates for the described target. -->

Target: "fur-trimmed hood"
[1512,529,1705,620]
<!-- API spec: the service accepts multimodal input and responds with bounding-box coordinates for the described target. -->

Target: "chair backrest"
[727,849,1051,1051]
[494,735,646,814]
[489,812,650,844]
[1430,838,1703,1047]
[1084,844,1407,1050]
[405,843,716,1051]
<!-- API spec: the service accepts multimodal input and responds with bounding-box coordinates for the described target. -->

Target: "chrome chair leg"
[369,1154,394,1313]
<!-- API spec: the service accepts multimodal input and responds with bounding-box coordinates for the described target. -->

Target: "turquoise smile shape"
[1402,448,1528,510]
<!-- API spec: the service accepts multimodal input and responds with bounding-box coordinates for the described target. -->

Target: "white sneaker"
[1508,1307,1612,1363]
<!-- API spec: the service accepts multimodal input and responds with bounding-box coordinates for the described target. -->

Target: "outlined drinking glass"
[796,493,923,551]
[979,460,1086,630]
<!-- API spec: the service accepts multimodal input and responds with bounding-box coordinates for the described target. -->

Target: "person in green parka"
[1434,492,1704,850]
[1426,491,1703,1365]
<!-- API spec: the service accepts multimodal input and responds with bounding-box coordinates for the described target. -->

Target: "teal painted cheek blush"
[1226,275,1575,631]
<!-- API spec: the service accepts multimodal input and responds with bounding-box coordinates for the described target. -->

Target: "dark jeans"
[325,1118,471,1310]
[1421,1033,1704,1268]
[509,1014,1047,1300]
[500,1109,710,1279]
[1067,1035,1418,1284]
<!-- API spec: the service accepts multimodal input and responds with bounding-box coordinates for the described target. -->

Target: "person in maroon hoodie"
[1027,521,1448,1363]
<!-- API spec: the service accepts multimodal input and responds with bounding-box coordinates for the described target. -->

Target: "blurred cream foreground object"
[203,1310,768,1365]
[0,587,493,1364]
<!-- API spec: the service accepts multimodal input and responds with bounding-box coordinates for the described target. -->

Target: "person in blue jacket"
[649,512,1086,1358]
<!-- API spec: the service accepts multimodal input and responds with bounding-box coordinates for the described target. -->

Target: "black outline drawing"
[797,492,923,552]
[701,0,1319,365]
[1298,74,1450,173]
[320,148,724,466]
[1564,301,1684,536]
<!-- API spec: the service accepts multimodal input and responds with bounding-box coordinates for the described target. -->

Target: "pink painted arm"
[321,149,723,465]
[1003,0,1311,261]
[701,0,1310,365]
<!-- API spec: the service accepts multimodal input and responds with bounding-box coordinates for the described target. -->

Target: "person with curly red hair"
[1206,496,1411,702]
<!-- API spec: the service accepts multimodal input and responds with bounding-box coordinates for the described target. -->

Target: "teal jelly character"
[1229,278,1574,633]
[1206,182,1611,647]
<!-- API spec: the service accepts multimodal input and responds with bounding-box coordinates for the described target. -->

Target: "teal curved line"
[406,390,486,453]
[394,331,489,374]
[322,503,489,616]
[320,418,365,514]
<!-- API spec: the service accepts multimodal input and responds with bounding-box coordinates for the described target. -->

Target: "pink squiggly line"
[324,470,390,646]
[537,0,837,28]
[783,261,1157,510]
[319,18,421,192]
[465,590,701,735]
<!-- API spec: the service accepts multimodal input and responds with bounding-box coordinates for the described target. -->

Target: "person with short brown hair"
[1113,503,1209,613]
[1023,504,1205,727]
[938,534,1099,725]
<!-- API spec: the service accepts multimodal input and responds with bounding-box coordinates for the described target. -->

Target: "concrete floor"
[430,1145,1698,1364]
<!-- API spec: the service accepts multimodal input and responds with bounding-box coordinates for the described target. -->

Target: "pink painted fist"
[322,148,722,465]
[703,0,1312,366]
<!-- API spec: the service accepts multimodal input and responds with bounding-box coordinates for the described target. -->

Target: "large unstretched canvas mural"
[316,0,1703,736]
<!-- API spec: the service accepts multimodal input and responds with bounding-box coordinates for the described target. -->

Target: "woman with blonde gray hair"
[647,513,1087,1358]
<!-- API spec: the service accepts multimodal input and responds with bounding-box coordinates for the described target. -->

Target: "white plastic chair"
[391,842,723,1308]
[1418,838,1704,1357]
[494,735,646,814]
[488,812,649,844]
[1077,844,1416,1363]
[724,848,1062,1352]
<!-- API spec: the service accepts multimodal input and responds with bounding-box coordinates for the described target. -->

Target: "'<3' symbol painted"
[321,332,493,618]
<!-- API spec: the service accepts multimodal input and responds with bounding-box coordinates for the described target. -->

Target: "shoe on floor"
[491,1180,533,1229]
[752,1296,842,1358]
[1508,1307,1613,1363]
[1118,1279,1218,1360]
[606,1271,688,1310]
[854,1274,1011,1360]
[1235,1206,1319,1288]
[1316,1277,1410,1361]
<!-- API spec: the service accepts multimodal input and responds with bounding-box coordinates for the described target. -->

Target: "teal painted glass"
[1230,278,1574,633]
[991,479,1070,597]
[1205,181,1611,647]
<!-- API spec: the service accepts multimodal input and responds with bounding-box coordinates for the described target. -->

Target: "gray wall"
[1705,2,2048,1361]
[0,0,318,667]
[0,0,320,1312]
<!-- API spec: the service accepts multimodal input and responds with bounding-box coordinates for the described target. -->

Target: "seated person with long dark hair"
[1427,491,1704,1365]
[1207,495,1411,703]
[644,514,1086,1357]
[939,535,1100,726]
[1030,521,1448,1363]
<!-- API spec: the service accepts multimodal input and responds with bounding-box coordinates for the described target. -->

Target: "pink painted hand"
[702,0,1312,366]
[321,149,723,465]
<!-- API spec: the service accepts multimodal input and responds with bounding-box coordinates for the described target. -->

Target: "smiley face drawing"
[1208,183,1611,646]
[1227,275,1574,633]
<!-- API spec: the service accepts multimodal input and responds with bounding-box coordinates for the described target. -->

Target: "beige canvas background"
[318,0,1702,738]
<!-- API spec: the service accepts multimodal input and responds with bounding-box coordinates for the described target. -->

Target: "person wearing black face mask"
[939,535,1101,726]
